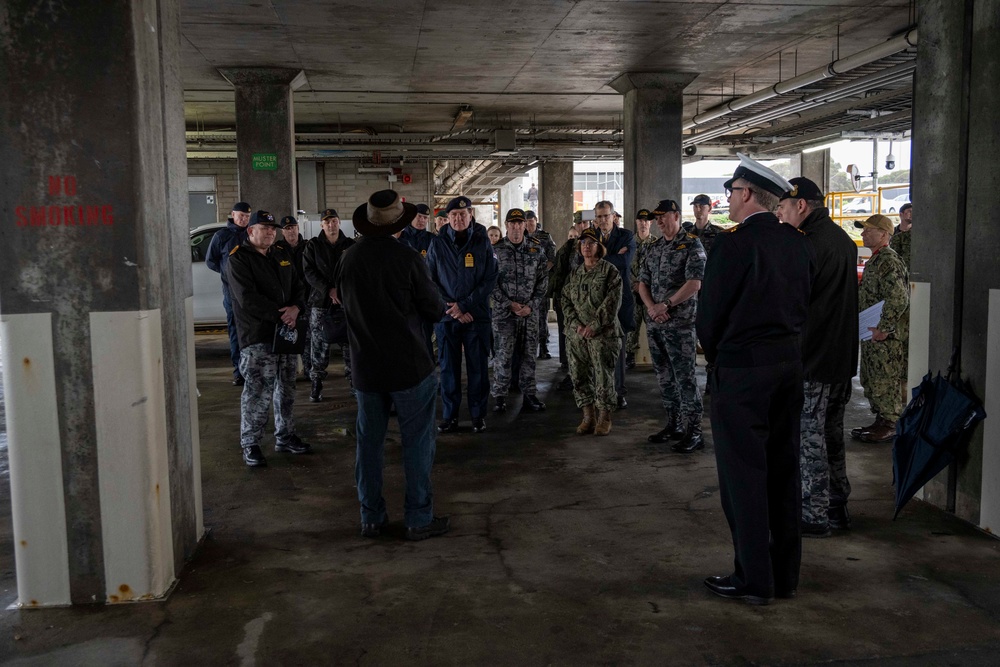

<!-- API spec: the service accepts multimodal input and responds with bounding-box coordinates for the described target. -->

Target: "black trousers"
[710,361,803,597]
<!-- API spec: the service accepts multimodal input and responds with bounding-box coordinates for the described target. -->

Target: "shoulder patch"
[279,260,292,267]
[229,245,240,255]
[686,233,697,239]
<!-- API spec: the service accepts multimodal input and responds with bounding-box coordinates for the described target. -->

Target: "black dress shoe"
[647,421,686,443]
[232,375,245,386]
[557,375,573,391]
[704,575,772,606]
[309,380,323,402]
[523,395,546,411]
[405,516,450,541]
[801,521,832,538]
[538,350,552,360]
[828,504,851,530]
[242,445,267,468]
[361,519,389,538]
[493,396,507,414]
[472,417,487,433]
[275,434,312,454]
[671,433,704,454]
[617,395,628,409]
[437,418,459,433]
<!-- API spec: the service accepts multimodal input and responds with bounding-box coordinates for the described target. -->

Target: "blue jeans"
[222,283,241,378]
[355,373,437,528]
[436,320,491,420]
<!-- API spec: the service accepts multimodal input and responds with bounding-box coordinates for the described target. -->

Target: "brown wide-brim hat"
[352,189,418,236]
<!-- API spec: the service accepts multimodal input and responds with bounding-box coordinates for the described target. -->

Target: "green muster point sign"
[252,153,277,171]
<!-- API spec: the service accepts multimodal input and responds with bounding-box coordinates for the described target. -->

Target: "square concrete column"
[800,148,832,193]
[0,0,202,606]
[218,68,307,217]
[911,0,1000,525]
[611,72,697,224]
[539,162,574,236]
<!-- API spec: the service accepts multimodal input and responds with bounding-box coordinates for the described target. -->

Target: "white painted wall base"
[907,282,932,502]
[91,310,176,602]
[186,296,205,539]
[0,313,72,607]
[979,289,1000,534]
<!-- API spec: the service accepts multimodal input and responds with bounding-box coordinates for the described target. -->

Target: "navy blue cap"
[505,208,527,223]
[525,210,537,219]
[320,208,338,219]
[232,202,251,213]
[279,215,298,228]
[248,210,279,227]
[415,203,431,215]
[444,196,473,213]
[635,209,653,220]
[652,199,680,215]
[691,194,712,206]
[779,177,824,202]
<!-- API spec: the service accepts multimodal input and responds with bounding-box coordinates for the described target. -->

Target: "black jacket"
[335,236,445,392]
[302,231,355,309]
[226,242,307,348]
[205,218,248,286]
[275,236,307,281]
[798,207,860,384]
[597,226,636,332]
[696,212,815,368]
[426,222,498,322]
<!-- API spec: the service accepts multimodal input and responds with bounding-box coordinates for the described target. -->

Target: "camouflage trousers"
[238,343,297,449]
[492,315,539,396]
[626,295,648,355]
[647,325,703,428]
[860,337,906,421]
[566,332,619,411]
[800,381,853,523]
[309,307,352,383]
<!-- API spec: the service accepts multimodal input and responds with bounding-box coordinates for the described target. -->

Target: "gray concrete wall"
[911,0,998,522]
[539,162,574,239]
[801,149,832,193]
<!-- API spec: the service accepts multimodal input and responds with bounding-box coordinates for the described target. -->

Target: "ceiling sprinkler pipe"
[684,29,918,131]
[683,61,916,146]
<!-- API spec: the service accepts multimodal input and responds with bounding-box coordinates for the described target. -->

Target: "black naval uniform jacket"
[697,211,815,368]
[302,231,355,309]
[797,207,859,385]
[226,242,308,349]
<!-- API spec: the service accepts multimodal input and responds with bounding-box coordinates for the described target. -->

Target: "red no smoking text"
[14,175,114,228]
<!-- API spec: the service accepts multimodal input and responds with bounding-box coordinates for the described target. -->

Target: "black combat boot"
[309,380,323,402]
[671,422,704,454]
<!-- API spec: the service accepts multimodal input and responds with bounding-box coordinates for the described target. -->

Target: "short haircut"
[805,199,825,212]
[741,180,778,212]
[594,200,615,213]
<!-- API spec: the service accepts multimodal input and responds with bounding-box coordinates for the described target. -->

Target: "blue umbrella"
[892,360,987,519]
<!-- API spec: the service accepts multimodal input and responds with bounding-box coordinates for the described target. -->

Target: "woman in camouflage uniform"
[561,227,623,436]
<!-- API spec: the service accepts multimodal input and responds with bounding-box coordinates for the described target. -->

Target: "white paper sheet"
[859,300,885,341]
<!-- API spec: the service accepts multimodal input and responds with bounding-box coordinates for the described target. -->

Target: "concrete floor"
[2,332,1000,666]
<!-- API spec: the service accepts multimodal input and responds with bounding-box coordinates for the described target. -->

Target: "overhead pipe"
[683,60,916,146]
[684,29,918,131]
[440,160,489,192]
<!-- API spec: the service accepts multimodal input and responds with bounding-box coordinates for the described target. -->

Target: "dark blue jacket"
[206,218,248,286]
[426,222,498,323]
[598,226,636,332]
[399,225,434,258]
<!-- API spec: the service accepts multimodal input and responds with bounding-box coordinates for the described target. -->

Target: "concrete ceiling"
[181,0,916,161]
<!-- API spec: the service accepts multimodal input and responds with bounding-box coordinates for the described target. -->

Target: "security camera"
[885,153,896,171]
[683,145,697,157]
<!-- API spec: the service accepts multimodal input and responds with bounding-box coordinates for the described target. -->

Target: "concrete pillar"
[800,148,832,193]
[218,68,307,217]
[911,0,1000,525]
[0,0,202,606]
[539,162,574,238]
[611,72,697,224]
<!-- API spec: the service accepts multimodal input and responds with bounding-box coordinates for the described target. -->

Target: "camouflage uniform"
[530,228,557,354]
[238,343,298,449]
[799,381,832,524]
[825,381,853,507]
[682,220,725,257]
[859,245,909,421]
[639,233,707,429]
[627,233,657,356]
[561,260,623,411]
[491,237,549,396]
[890,229,910,270]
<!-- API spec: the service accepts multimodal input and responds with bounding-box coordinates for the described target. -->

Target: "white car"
[881,194,911,213]
[190,223,227,327]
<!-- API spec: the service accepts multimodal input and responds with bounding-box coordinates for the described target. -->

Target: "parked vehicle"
[881,193,911,213]
[190,223,226,327]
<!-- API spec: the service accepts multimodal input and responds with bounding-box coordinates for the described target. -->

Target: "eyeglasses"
[725,187,746,199]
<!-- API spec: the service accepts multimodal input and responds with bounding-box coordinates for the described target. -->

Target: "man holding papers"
[852,214,909,443]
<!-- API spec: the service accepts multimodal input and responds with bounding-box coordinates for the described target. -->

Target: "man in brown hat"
[852,213,909,443]
[334,190,449,541]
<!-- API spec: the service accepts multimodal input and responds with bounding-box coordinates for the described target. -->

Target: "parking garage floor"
[1,332,1000,666]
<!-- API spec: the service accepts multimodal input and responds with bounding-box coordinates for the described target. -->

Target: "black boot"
[493,396,507,414]
[671,422,704,453]
[648,414,686,443]
[309,380,323,402]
